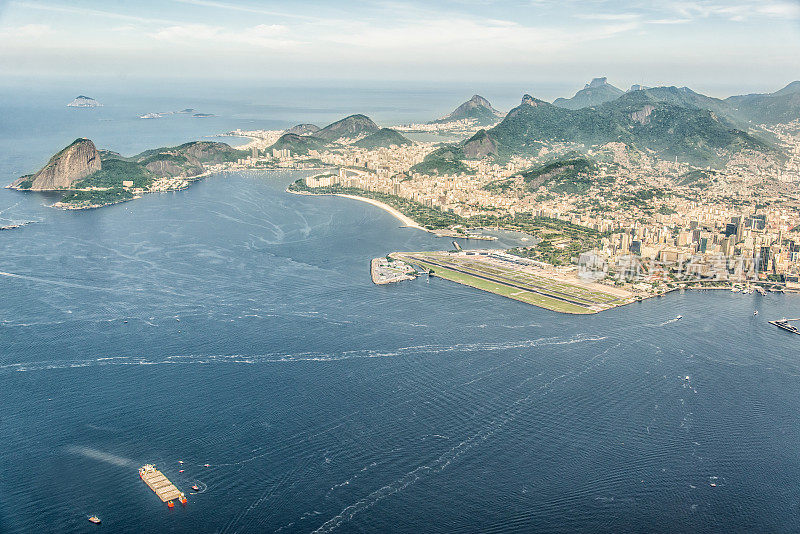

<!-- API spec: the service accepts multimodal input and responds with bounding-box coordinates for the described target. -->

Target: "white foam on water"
[66,445,137,468]
[1,333,607,374]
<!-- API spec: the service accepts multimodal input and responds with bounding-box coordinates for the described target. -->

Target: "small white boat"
[676,315,683,320]
[88,515,101,524]
[753,311,758,316]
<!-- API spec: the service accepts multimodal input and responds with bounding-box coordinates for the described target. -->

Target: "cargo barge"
[139,464,187,507]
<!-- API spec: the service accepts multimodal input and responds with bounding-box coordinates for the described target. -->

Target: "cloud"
[149,23,302,48]
[171,0,318,20]
[670,0,800,21]
[3,0,797,83]
[575,13,642,21]
[314,17,641,58]
[645,18,692,24]
[10,0,173,23]
[0,22,49,38]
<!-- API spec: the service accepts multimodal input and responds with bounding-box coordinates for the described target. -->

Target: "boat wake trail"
[1,334,607,373]
[190,480,208,494]
[66,445,137,468]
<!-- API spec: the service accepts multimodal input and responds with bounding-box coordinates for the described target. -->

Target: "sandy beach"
[288,189,426,231]
[334,194,425,230]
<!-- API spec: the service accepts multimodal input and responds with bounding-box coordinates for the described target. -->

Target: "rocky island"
[67,95,102,108]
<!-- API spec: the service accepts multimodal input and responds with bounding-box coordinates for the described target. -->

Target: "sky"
[0,0,798,97]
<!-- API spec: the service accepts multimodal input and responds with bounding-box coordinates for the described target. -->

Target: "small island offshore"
[10,80,800,313]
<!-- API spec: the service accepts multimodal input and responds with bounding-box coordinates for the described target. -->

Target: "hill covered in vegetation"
[463,91,772,166]
[431,95,504,126]
[553,77,624,110]
[353,128,412,149]
[410,145,472,175]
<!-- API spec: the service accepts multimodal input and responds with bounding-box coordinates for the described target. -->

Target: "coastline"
[336,194,425,230]
[10,169,215,211]
[287,189,426,231]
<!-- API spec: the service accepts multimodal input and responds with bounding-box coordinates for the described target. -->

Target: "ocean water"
[2,86,800,534]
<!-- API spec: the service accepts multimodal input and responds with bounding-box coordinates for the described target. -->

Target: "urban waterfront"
[2,171,800,533]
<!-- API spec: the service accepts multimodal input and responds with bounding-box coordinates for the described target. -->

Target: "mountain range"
[462,90,771,166]
[551,78,800,127]
[725,81,800,124]
[272,115,410,154]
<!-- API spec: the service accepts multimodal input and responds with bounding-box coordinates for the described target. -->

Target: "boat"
[753,311,758,316]
[88,516,101,524]
[191,485,200,491]
[769,319,800,335]
[203,464,210,467]
[139,464,185,506]
[676,315,683,320]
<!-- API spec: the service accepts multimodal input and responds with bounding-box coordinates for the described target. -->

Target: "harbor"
[139,465,187,507]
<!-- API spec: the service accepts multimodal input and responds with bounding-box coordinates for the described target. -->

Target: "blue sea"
[1,83,800,534]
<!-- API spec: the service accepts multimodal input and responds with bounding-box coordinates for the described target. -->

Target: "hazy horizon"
[1,0,798,99]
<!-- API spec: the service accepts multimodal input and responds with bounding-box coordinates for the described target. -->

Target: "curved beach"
[334,194,424,230]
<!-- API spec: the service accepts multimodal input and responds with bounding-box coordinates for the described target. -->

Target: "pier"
[139,464,187,506]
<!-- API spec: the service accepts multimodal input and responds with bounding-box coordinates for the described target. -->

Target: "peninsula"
[9,138,247,209]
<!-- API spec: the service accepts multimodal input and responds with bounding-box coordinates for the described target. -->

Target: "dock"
[139,464,187,506]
